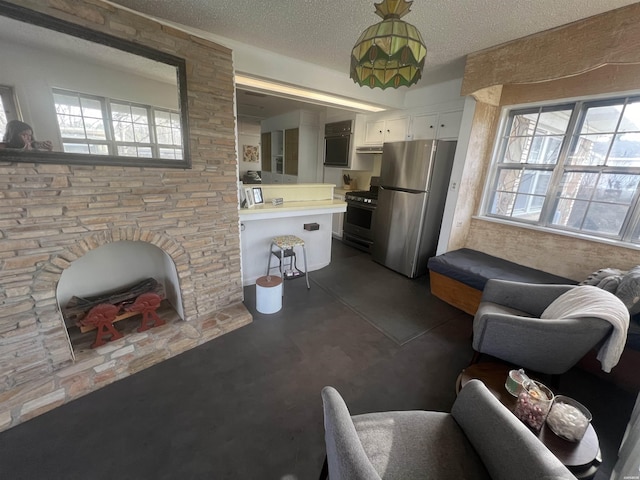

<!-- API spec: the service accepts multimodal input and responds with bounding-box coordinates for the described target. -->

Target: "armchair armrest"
[481,279,575,317]
[453,380,574,480]
[473,313,612,374]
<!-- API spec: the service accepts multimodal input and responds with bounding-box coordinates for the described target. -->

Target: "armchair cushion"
[353,411,488,479]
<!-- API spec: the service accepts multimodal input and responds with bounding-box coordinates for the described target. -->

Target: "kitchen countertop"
[239,199,346,221]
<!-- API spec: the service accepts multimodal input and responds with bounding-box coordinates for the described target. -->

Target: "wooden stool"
[267,235,310,290]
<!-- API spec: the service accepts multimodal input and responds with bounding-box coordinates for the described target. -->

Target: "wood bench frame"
[429,270,483,315]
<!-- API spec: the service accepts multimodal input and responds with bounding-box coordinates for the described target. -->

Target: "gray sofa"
[321,379,575,480]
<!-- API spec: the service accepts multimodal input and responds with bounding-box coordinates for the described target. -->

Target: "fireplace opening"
[56,241,184,353]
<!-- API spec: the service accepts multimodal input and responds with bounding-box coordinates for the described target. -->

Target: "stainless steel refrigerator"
[372,140,456,278]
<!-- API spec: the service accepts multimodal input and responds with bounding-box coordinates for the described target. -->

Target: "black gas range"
[345,189,378,206]
[342,177,379,253]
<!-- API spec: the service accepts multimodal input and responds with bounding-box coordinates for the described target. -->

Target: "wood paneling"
[429,271,482,316]
[284,128,299,176]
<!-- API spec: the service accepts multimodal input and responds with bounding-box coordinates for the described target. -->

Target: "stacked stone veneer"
[0,0,252,432]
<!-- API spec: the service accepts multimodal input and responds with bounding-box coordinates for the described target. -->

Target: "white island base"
[239,184,346,286]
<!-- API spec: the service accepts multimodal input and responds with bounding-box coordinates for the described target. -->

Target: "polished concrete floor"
[0,240,636,479]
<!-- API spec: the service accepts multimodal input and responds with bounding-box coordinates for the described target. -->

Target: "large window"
[484,96,640,244]
[0,85,18,135]
[53,89,182,159]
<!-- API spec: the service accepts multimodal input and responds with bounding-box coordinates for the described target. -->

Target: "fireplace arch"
[31,228,193,365]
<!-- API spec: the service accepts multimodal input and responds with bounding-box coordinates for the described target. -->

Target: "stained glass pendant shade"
[350,0,427,89]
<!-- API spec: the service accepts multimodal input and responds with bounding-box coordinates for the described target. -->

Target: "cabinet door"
[384,117,409,143]
[411,113,438,140]
[261,132,271,171]
[284,128,299,175]
[364,120,385,144]
[436,111,463,140]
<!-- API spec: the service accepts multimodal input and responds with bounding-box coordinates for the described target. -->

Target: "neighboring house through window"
[483,95,640,245]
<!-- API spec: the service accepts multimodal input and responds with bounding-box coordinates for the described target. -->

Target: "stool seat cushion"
[273,235,305,249]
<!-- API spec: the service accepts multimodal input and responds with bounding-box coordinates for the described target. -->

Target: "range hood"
[356,145,383,154]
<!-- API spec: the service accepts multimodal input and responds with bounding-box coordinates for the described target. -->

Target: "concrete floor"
[0,240,636,479]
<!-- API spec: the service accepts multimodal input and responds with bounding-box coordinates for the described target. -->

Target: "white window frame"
[481,94,640,246]
[52,88,182,159]
[0,85,19,135]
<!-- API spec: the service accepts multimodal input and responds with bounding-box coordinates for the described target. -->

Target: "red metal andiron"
[127,293,165,332]
[81,304,123,348]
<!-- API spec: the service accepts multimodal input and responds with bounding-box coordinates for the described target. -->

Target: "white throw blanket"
[541,285,629,373]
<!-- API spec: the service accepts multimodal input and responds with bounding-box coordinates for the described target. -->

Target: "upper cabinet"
[363,117,409,144]
[411,110,463,141]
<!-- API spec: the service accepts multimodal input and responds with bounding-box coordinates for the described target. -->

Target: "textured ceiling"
[109,0,639,119]
[111,0,638,83]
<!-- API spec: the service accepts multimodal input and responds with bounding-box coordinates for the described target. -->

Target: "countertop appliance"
[342,177,379,252]
[324,120,352,167]
[371,140,456,278]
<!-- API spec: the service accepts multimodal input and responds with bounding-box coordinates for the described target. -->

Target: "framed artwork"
[244,187,255,208]
[252,187,264,204]
[243,145,259,163]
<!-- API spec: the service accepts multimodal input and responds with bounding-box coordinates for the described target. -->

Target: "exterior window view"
[53,89,183,159]
[486,96,640,243]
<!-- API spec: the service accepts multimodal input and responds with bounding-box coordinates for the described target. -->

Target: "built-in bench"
[428,248,640,391]
[426,248,576,315]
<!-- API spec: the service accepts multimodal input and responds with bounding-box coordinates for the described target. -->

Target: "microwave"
[324,120,352,167]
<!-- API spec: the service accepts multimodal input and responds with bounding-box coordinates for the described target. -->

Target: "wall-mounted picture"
[252,187,264,205]
[243,145,259,163]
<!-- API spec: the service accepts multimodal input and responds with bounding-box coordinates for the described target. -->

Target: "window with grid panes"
[52,88,182,159]
[483,96,640,244]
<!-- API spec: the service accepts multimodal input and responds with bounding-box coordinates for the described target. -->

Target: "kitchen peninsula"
[239,184,346,286]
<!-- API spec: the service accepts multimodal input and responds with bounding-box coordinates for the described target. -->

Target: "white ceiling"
[110,0,639,119]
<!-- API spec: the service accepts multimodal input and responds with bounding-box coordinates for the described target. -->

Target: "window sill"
[473,215,640,252]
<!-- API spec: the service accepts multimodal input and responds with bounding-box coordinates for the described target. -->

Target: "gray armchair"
[473,279,613,375]
[320,379,574,480]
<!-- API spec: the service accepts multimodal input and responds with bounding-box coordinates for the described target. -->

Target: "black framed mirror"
[0,1,191,168]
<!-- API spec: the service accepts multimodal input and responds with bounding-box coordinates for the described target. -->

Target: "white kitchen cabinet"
[412,111,463,140]
[363,117,409,144]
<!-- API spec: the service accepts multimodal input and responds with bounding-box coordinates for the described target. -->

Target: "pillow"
[579,268,623,291]
[616,266,640,315]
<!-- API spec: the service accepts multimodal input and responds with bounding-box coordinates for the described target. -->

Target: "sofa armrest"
[481,279,575,317]
[452,380,574,480]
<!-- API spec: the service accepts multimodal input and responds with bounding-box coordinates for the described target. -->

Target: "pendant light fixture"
[350,0,427,89]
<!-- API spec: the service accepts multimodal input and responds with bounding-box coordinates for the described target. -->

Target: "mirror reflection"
[0,5,190,167]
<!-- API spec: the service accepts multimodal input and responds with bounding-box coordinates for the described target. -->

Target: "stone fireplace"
[0,0,252,432]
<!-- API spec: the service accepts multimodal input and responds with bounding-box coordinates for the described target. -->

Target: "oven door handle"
[346,201,376,211]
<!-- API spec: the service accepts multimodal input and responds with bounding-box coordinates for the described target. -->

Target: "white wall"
[56,241,184,320]
[238,119,261,176]
[0,40,179,149]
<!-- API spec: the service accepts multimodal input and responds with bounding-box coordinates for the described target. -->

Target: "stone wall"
[0,0,251,432]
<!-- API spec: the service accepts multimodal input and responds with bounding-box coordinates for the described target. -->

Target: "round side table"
[457,362,601,479]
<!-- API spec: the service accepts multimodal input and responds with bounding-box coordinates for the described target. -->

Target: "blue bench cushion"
[427,248,576,291]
